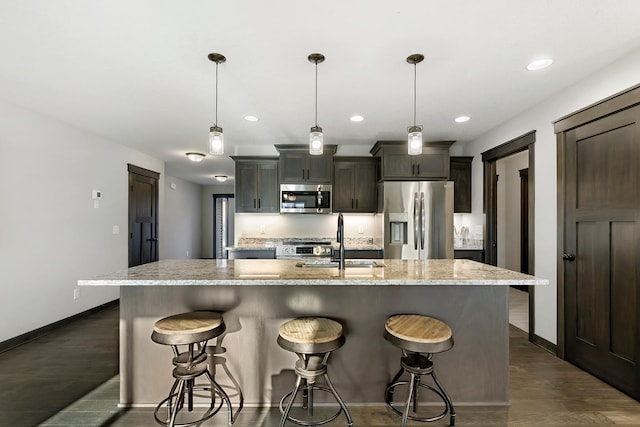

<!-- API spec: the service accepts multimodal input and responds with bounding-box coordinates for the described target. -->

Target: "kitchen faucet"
[337,213,345,270]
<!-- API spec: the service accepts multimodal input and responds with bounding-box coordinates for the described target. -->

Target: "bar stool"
[384,314,455,427]
[151,311,238,427]
[277,317,353,427]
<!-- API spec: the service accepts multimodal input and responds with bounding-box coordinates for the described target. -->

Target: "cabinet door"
[354,162,377,212]
[414,148,449,179]
[257,162,279,212]
[333,163,356,211]
[382,151,414,179]
[450,157,472,213]
[279,152,307,182]
[307,153,333,183]
[235,163,258,212]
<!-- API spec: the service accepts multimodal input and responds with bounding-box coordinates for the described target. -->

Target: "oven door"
[280,184,332,213]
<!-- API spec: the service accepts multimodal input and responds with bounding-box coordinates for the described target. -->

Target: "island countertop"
[79,258,548,287]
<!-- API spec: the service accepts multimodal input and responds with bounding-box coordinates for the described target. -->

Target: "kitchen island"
[79,259,547,407]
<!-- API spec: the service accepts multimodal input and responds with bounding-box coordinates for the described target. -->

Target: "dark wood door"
[563,105,640,399]
[450,156,473,213]
[128,165,159,267]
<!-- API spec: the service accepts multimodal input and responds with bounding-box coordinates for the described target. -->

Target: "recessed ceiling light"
[244,115,259,122]
[454,116,470,123]
[526,58,553,71]
[186,152,206,162]
[350,115,364,122]
[214,175,228,182]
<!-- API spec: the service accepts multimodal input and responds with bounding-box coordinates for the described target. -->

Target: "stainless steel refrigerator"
[382,181,454,259]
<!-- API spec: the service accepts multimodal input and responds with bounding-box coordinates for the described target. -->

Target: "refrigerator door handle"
[413,192,419,250]
[420,192,426,251]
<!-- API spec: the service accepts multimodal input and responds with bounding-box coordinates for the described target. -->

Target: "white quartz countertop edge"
[79,278,548,286]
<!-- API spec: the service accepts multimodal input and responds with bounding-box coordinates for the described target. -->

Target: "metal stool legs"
[385,352,456,427]
[154,342,235,427]
[279,352,353,427]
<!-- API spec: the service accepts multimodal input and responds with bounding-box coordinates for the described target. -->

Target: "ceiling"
[2,1,640,185]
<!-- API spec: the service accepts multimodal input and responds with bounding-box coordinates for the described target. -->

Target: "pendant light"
[308,53,325,156]
[407,54,424,156]
[208,53,226,155]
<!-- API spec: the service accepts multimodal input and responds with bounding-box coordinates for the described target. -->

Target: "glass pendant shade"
[408,126,423,155]
[209,125,224,155]
[309,125,323,155]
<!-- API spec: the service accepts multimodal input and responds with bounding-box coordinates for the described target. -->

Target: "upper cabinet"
[369,141,454,180]
[333,157,379,213]
[449,156,473,213]
[275,144,337,184]
[231,157,279,213]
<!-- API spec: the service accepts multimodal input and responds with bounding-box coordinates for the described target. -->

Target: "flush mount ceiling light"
[186,152,206,162]
[208,53,226,155]
[526,57,553,71]
[308,53,325,156]
[244,115,259,122]
[214,175,228,182]
[407,54,424,156]
[454,116,470,123]
[350,115,364,122]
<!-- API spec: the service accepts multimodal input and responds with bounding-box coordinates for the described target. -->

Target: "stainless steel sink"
[296,260,385,268]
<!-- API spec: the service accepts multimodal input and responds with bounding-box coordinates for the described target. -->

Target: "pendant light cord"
[214,61,219,126]
[314,61,318,126]
[413,62,417,127]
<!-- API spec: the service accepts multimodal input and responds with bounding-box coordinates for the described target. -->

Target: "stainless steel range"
[275,241,333,258]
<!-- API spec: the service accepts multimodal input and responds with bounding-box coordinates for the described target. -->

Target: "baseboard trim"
[0,299,119,354]
[533,333,557,355]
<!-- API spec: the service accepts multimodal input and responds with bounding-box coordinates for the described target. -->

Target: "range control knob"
[313,246,322,256]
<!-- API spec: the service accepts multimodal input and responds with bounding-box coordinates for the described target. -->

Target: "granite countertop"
[79,259,548,287]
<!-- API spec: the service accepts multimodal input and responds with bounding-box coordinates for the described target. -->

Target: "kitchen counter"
[80,258,544,287]
[80,259,546,407]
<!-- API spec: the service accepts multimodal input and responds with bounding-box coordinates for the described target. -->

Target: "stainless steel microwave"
[280,184,332,213]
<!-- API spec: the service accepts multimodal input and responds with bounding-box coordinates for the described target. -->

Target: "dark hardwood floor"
[1,303,639,426]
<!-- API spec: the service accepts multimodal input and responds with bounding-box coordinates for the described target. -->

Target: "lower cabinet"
[454,249,485,263]
[333,249,384,259]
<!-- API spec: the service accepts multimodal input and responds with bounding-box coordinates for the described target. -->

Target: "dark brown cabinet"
[370,141,454,180]
[275,145,336,184]
[450,156,473,213]
[232,157,279,213]
[454,249,484,263]
[333,157,378,213]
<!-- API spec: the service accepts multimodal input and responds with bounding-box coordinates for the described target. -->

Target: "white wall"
[163,176,203,259]
[0,99,164,343]
[459,47,640,344]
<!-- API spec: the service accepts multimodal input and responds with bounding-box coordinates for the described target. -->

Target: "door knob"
[562,253,575,261]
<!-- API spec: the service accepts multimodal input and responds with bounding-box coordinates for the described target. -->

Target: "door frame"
[554,82,640,359]
[213,193,234,259]
[482,131,536,342]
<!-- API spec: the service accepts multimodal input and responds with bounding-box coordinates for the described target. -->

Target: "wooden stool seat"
[152,311,226,345]
[385,314,453,354]
[278,317,343,344]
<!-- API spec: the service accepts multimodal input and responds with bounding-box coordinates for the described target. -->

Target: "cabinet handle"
[416,164,420,175]
[253,199,256,208]
[258,198,261,209]
[302,168,305,180]
[355,199,358,208]
[411,164,415,175]
[351,199,354,208]
[562,253,576,261]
